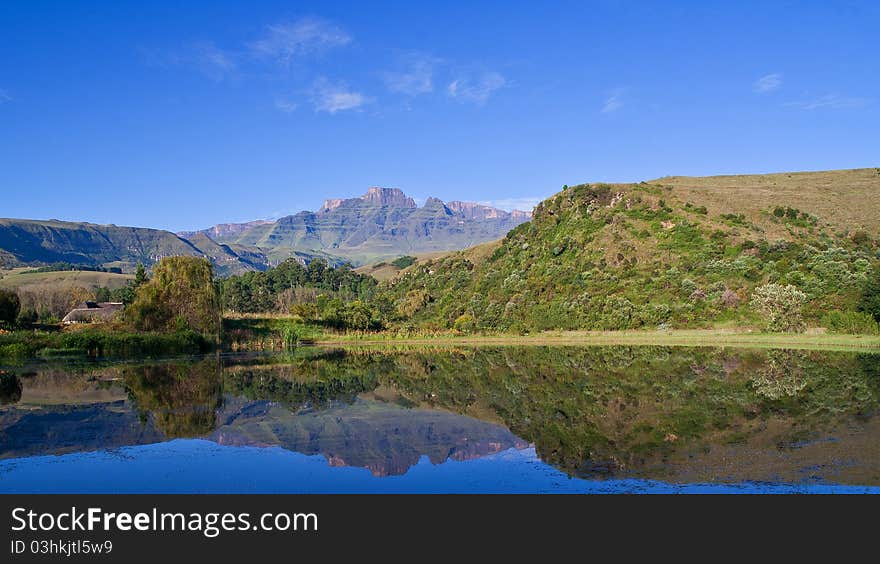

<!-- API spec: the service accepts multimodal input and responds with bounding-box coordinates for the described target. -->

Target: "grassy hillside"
[0,268,133,291]
[385,169,879,332]
[651,167,880,237]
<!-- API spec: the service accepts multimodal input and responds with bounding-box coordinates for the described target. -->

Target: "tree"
[750,283,808,332]
[859,268,880,323]
[126,257,220,339]
[0,289,20,328]
[134,263,148,287]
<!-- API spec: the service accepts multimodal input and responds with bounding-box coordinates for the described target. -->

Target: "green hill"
[385,168,879,332]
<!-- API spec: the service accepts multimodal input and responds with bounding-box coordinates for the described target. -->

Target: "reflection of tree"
[258,346,880,478]
[222,350,379,409]
[750,350,808,400]
[123,360,222,438]
[0,371,22,404]
[110,346,880,479]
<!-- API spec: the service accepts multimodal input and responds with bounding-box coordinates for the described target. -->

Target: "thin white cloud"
[0,89,11,103]
[143,42,237,82]
[480,197,544,212]
[786,94,872,110]
[190,42,237,81]
[274,98,298,113]
[447,72,506,105]
[383,54,439,96]
[753,73,783,93]
[311,78,370,113]
[602,89,624,113]
[249,17,351,66]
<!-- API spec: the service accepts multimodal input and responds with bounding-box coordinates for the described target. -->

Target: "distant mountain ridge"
[181,187,532,266]
[0,218,272,275]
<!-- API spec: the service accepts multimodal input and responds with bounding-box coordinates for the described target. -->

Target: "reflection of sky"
[1,441,877,494]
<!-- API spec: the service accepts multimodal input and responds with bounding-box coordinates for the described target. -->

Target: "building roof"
[62,302,124,324]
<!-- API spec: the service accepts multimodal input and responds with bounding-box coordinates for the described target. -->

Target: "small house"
[61,302,124,325]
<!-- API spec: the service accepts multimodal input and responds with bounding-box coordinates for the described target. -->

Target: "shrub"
[820,311,880,335]
[859,269,880,322]
[750,284,808,332]
[126,257,221,340]
[0,289,21,328]
[391,256,417,269]
[720,289,741,308]
[453,314,476,333]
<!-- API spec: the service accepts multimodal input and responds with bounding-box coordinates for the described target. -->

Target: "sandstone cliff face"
[190,187,533,266]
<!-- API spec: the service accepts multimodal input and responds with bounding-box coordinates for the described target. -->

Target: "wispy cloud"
[753,73,783,93]
[602,89,625,113]
[0,89,11,104]
[274,98,298,113]
[786,94,872,110]
[383,54,439,96]
[249,17,351,66]
[190,42,237,81]
[143,42,237,82]
[311,77,370,113]
[480,197,544,212]
[447,72,506,105]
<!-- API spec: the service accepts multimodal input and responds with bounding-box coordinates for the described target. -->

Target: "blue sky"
[1,1,877,232]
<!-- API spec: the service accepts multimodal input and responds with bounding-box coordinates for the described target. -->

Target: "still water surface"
[1,346,879,493]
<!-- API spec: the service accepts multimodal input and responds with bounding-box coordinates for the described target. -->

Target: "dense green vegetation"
[127,257,221,340]
[391,255,417,269]
[21,262,124,274]
[0,289,20,329]
[382,182,879,333]
[219,258,389,331]
[0,328,211,360]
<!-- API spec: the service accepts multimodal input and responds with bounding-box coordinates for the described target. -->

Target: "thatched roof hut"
[61,302,124,324]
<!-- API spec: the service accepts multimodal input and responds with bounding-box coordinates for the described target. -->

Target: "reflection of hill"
[2,346,879,485]
[288,346,880,483]
[0,361,527,476]
[0,401,164,459]
[212,397,527,476]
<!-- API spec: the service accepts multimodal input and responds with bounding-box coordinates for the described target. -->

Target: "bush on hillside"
[750,284,807,332]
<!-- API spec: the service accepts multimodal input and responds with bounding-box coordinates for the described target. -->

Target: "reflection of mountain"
[2,346,880,485]
[0,365,527,476]
[0,401,164,459]
[212,397,527,476]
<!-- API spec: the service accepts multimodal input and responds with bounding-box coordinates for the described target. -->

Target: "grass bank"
[312,329,880,352]
[0,328,213,361]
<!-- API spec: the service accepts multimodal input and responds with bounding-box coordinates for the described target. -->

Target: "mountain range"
[0,188,531,275]
[179,187,531,266]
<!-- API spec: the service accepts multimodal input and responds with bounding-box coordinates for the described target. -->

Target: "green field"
[0,268,133,291]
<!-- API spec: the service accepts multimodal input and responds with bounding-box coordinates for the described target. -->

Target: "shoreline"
[312,329,880,352]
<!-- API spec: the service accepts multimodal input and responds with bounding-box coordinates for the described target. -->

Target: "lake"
[1,345,879,493]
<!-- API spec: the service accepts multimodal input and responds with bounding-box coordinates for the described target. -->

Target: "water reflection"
[1,345,879,490]
[0,371,22,405]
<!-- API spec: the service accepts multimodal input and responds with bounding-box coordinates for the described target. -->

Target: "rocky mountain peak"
[447,201,533,221]
[361,187,417,208]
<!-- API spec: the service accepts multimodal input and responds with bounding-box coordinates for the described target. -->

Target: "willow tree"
[126,257,220,340]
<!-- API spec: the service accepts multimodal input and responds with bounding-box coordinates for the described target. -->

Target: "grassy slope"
[354,249,475,282]
[651,167,880,237]
[0,268,134,291]
[384,168,879,332]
